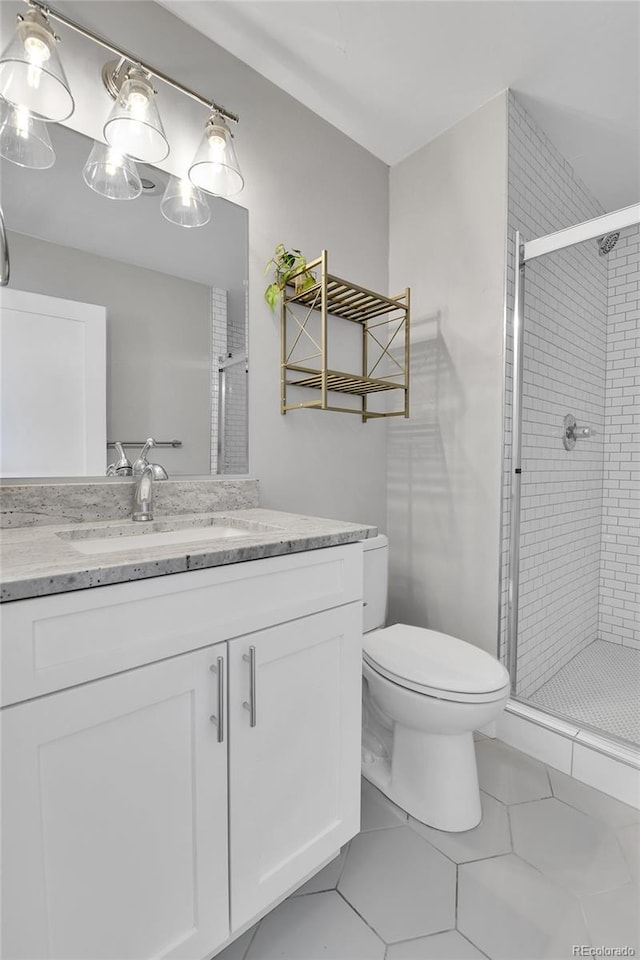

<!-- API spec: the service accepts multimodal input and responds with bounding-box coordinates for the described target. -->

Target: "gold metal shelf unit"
[281,250,410,421]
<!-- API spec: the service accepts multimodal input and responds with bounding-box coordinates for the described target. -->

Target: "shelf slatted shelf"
[286,367,402,397]
[287,277,407,324]
[281,251,410,422]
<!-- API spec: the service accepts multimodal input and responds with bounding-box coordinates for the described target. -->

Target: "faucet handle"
[139,438,155,460]
[132,439,168,479]
[133,438,155,476]
[113,442,132,476]
[107,441,133,476]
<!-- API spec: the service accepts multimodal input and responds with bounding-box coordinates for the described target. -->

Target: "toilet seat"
[363,624,510,704]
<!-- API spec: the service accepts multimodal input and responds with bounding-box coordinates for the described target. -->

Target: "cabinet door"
[1,646,229,960]
[228,603,362,930]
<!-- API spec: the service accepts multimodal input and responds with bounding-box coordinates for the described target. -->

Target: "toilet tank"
[362,534,389,633]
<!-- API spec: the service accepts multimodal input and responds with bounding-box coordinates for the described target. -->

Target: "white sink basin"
[58,516,281,556]
[69,526,251,555]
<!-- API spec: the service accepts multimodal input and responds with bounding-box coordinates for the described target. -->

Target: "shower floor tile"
[530,639,640,745]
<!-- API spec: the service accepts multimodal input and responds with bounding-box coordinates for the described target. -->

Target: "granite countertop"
[0,508,377,602]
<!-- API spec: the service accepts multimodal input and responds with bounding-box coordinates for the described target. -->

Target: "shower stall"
[505,202,640,755]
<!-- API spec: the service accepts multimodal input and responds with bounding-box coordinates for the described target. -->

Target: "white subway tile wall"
[598,225,640,649]
[517,243,607,696]
[502,92,610,697]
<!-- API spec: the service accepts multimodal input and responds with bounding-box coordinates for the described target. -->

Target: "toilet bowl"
[361,536,510,832]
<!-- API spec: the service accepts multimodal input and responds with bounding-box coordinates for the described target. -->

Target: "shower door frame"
[506,201,640,700]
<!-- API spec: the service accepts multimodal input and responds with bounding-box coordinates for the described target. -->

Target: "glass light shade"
[0,100,54,168]
[161,176,210,228]
[103,68,169,164]
[188,114,244,198]
[0,9,74,122]
[82,141,142,200]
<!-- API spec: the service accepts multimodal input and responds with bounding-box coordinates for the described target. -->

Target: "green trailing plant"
[264,244,316,311]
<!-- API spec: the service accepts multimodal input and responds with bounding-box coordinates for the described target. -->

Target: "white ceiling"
[160,0,639,213]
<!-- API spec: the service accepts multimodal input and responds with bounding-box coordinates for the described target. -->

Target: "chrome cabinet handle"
[242,645,257,727]
[209,656,225,742]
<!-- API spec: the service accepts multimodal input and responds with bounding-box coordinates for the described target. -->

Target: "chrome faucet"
[131,439,168,521]
[132,464,156,522]
[132,438,168,480]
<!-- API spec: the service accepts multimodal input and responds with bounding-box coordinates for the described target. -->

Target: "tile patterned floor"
[216,737,640,960]
[530,639,640,745]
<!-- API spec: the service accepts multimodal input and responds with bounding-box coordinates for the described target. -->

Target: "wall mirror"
[0,121,249,479]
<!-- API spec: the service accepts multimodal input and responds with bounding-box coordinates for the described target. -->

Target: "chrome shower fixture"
[597,232,620,256]
[563,414,595,450]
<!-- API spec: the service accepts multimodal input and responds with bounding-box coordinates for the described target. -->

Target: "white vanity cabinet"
[0,543,363,960]
[2,645,230,960]
[228,603,362,931]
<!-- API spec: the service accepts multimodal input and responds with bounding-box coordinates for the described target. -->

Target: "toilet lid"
[363,624,510,696]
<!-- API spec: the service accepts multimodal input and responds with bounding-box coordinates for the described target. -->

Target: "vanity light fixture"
[0,6,74,122]
[1,0,243,222]
[188,112,244,198]
[82,141,142,201]
[161,176,210,228]
[103,61,169,164]
[0,99,55,169]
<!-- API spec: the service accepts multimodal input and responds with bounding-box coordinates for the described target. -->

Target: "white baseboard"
[478,720,497,738]
[495,700,640,810]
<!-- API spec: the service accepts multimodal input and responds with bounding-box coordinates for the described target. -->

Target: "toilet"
[361,535,510,833]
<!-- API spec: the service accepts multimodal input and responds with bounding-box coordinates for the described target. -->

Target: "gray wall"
[8,231,212,476]
[11,0,391,531]
[388,93,508,655]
